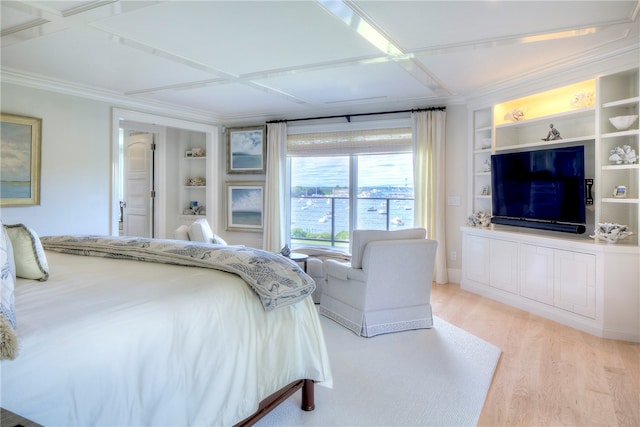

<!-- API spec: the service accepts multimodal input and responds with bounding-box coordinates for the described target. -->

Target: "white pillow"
[4,223,49,281]
[188,219,214,243]
[212,234,227,245]
[174,225,189,240]
[1,222,18,360]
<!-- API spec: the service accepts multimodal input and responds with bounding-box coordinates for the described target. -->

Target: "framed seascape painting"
[226,182,264,232]
[226,126,266,174]
[0,113,42,206]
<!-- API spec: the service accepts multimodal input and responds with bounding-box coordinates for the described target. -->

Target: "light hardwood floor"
[430,283,640,427]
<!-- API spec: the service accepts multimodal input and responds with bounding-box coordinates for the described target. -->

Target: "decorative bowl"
[609,115,638,130]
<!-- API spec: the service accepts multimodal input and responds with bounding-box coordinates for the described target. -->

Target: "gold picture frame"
[226,126,266,174]
[1,113,42,206]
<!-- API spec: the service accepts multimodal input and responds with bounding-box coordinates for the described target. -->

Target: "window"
[287,122,413,248]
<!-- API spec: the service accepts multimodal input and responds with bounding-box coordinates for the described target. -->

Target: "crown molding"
[0,67,221,125]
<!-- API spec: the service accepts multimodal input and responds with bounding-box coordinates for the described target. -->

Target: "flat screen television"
[491,145,586,234]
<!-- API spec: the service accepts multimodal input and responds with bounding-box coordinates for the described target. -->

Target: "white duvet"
[0,250,332,426]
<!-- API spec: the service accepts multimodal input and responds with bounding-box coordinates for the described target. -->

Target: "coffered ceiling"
[1,1,639,123]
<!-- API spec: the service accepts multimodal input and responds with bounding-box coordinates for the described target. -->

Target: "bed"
[0,230,332,426]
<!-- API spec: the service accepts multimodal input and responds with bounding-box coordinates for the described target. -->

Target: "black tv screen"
[491,146,586,227]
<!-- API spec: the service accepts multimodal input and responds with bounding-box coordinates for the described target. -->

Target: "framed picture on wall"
[1,113,42,206]
[226,181,264,231]
[226,126,266,174]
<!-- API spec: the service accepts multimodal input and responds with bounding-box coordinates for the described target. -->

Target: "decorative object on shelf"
[612,185,627,198]
[467,211,491,227]
[609,115,638,131]
[226,126,267,174]
[542,124,562,141]
[569,91,594,108]
[183,206,205,215]
[482,158,491,172]
[187,177,206,186]
[590,223,633,243]
[191,147,205,157]
[480,138,492,149]
[609,145,638,164]
[503,108,525,122]
[481,185,489,196]
[280,244,291,257]
[185,150,193,158]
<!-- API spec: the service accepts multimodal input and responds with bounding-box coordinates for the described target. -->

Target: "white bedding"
[0,250,332,426]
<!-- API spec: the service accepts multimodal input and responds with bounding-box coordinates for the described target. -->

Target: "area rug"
[257,315,501,427]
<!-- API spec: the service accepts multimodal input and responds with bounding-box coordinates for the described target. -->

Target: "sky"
[0,122,32,181]
[291,153,413,188]
[229,129,263,155]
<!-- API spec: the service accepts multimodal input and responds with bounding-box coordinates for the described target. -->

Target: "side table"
[288,252,309,272]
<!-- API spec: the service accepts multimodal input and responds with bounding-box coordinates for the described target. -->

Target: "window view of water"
[290,154,414,247]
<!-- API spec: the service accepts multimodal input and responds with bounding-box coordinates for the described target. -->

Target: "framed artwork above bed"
[0,113,42,206]
[226,181,264,232]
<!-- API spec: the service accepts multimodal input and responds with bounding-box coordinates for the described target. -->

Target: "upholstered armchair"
[319,228,437,337]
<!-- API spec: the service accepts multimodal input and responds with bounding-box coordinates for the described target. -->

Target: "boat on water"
[391,217,404,225]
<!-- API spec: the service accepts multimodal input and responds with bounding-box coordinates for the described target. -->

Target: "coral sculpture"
[467,211,491,227]
[590,223,633,243]
[609,145,638,165]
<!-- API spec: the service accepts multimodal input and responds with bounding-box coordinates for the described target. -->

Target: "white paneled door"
[123,132,154,237]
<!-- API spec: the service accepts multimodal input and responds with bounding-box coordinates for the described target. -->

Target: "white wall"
[443,104,468,282]
[0,82,470,278]
[1,83,112,236]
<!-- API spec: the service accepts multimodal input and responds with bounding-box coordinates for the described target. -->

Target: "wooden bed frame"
[234,379,315,426]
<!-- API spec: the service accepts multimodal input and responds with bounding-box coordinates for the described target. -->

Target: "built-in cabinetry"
[469,68,639,242]
[464,68,639,342]
[176,130,215,228]
[461,226,639,342]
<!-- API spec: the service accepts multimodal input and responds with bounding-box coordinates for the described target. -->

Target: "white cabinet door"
[554,250,596,319]
[464,234,491,285]
[519,244,554,305]
[489,239,518,294]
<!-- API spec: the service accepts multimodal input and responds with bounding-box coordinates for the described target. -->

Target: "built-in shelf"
[601,198,640,204]
[496,136,595,152]
[601,164,639,171]
[601,129,639,139]
[602,96,640,109]
[184,185,206,189]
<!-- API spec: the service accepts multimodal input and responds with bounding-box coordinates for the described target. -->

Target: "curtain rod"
[265,106,446,124]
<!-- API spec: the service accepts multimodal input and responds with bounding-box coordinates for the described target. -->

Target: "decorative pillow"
[1,222,18,360]
[187,219,214,243]
[174,225,189,240]
[212,234,228,245]
[350,228,426,269]
[4,223,49,281]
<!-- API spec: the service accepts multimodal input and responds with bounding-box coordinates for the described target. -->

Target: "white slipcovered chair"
[319,228,437,337]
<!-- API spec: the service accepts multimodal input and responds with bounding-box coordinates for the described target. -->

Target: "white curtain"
[412,110,448,285]
[262,122,287,252]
